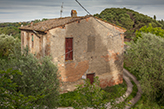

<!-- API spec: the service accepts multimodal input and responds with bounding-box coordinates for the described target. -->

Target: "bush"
[0,45,61,108]
[70,76,108,109]
[0,68,45,109]
[124,33,164,105]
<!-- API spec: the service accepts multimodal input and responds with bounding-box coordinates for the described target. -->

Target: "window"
[65,38,73,60]
[32,34,34,48]
[87,36,95,52]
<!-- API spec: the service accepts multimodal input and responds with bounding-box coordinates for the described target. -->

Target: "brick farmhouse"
[19,10,126,94]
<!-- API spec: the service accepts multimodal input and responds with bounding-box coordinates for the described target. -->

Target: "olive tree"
[124,33,164,105]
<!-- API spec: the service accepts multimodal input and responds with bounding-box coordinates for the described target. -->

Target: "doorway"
[86,73,95,85]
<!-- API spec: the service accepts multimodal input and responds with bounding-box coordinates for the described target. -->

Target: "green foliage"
[71,76,108,109]
[158,19,164,29]
[124,33,164,105]
[134,23,164,42]
[0,68,45,109]
[94,8,163,39]
[58,76,109,108]
[0,18,48,40]
[0,22,22,40]
[0,34,20,58]
[58,79,127,108]
[0,45,60,108]
[58,76,127,109]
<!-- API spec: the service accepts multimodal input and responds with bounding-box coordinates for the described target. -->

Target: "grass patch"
[101,79,127,100]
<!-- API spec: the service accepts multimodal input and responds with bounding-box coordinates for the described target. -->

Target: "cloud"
[0,0,164,22]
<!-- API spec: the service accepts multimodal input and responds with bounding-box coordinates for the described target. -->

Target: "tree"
[154,15,156,20]
[0,34,20,59]
[124,33,164,105]
[93,8,163,39]
[133,23,164,42]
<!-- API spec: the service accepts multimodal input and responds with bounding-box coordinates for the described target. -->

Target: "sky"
[0,0,164,23]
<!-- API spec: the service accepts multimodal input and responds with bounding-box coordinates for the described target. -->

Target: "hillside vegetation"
[94,8,164,39]
[0,18,48,40]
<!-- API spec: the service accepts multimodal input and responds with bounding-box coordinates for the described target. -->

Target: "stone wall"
[21,16,125,94]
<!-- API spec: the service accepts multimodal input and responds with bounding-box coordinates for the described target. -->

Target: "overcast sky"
[0,0,164,23]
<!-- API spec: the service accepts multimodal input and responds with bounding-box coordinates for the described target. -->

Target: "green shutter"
[32,35,33,41]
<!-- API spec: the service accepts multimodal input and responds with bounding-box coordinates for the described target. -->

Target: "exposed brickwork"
[99,74,123,88]
[58,60,89,82]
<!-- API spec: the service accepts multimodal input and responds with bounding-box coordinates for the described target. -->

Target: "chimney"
[31,22,33,26]
[71,10,77,17]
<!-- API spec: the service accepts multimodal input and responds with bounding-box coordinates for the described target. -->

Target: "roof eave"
[19,28,46,33]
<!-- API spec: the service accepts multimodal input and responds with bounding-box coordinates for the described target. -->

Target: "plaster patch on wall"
[85,17,90,22]
[101,50,119,62]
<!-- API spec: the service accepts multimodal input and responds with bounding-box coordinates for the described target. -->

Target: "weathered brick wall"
[21,31,48,59]
[48,16,125,93]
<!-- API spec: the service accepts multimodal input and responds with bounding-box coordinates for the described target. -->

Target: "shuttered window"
[32,34,34,48]
[87,36,95,52]
[65,38,73,60]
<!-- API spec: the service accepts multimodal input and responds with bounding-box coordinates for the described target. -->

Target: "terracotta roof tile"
[19,15,126,32]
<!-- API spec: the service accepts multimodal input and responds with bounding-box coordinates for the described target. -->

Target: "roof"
[19,15,126,33]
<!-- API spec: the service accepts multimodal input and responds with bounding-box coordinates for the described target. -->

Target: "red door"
[87,73,95,85]
[65,38,73,60]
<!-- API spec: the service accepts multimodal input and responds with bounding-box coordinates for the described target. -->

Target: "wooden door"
[87,73,95,85]
[65,38,73,60]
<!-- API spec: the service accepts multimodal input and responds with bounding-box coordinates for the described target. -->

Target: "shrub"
[71,76,108,109]
[68,76,127,109]
[0,45,61,108]
[124,33,164,105]
[0,68,45,109]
